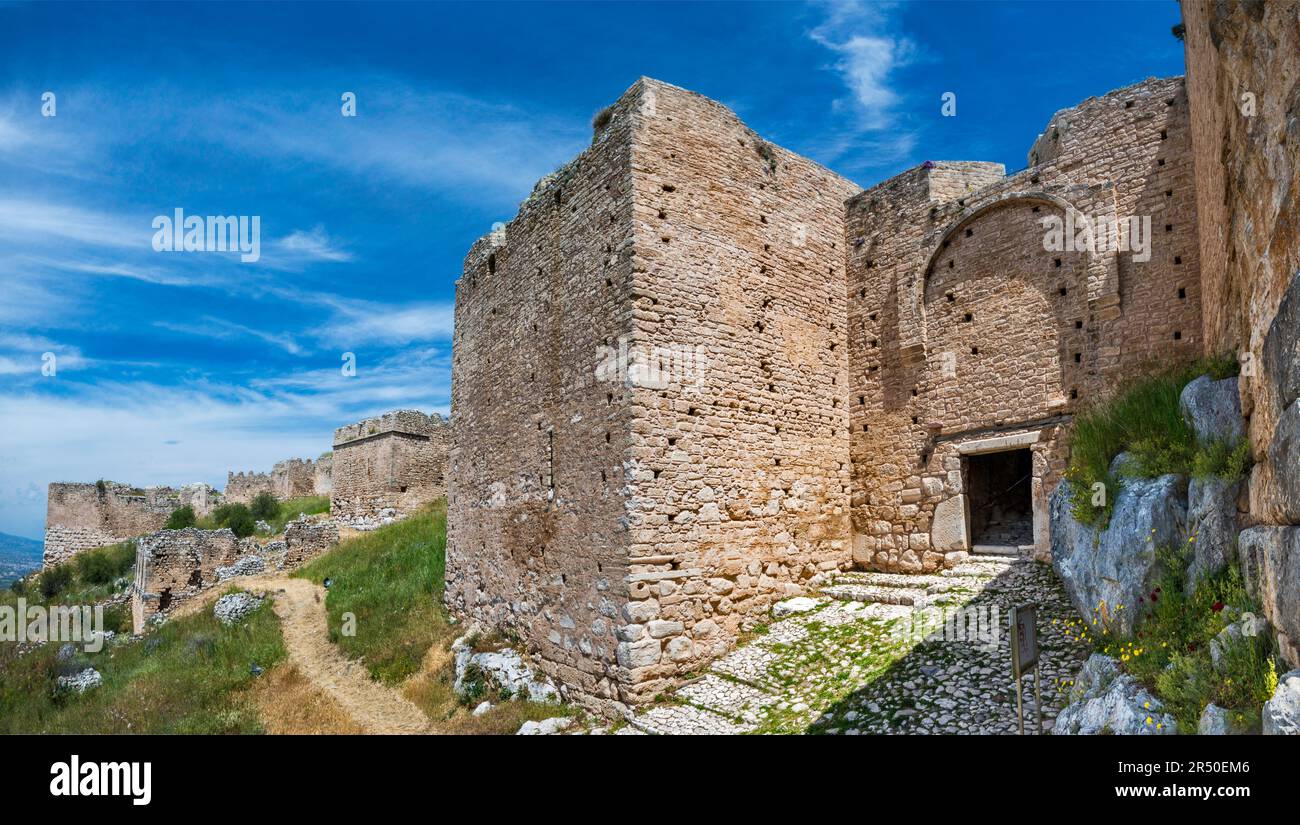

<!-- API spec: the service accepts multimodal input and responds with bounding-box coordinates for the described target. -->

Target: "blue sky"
[0,0,1187,539]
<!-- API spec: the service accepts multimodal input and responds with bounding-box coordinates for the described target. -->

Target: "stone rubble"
[451,630,560,703]
[213,592,264,627]
[56,667,103,694]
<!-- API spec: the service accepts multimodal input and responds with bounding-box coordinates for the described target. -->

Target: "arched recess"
[895,187,1120,367]
[920,196,1088,424]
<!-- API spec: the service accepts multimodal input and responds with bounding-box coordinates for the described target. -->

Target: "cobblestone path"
[623,555,1093,735]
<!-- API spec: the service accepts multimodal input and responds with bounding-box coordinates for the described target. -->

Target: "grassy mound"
[1064,355,1247,527]
[295,501,448,683]
[0,594,284,733]
[294,499,571,733]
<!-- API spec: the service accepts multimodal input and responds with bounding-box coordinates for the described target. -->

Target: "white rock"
[516,716,572,735]
[472,701,492,717]
[772,596,819,618]
[1263,669,1300,735]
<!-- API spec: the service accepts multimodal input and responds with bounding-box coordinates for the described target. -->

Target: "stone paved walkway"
[621,555,1092,735]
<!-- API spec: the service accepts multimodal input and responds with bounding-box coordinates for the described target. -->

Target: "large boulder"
[1180,375,1245,445]
[1051,472,1187,636]
[1263,669,1300,735]
[1184,476,1243,590]
[1237,526,1300,667]
[1054,654,1177,735]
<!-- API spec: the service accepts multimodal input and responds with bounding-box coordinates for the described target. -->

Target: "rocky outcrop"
[1180,375,1245,445]
[56,667,103,694]
[1185,476,1243,589]
[1054,654,1177,735]
[1051,470,1187,636]
[1263,669,1300,736]
[451,630,560,703]
[1237,527,1300,667]
[516,717,573,735]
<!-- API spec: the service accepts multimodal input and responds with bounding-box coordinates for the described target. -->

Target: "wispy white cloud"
[275,226,353,264]
[316,300,455,347]
[807,1,918,163]
[154,317,305,355]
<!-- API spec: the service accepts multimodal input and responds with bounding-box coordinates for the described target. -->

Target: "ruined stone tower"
[447,75,1204,710]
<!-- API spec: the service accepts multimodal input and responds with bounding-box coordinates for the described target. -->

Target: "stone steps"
[832,572,986,593]
[820,584,931,606]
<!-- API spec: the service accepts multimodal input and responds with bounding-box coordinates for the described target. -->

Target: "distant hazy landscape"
[0,533,42,588]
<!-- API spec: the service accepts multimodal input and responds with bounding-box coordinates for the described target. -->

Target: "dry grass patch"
[250,664,366,734]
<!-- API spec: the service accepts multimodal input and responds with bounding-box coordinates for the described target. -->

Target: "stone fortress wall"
[448,78,868,709]
[225,454,333,503]
[43,481,219,568]
[847,75,1204,573]
[447,53,1289,711]
[330,409,450,526]
[1182,0,1300,663]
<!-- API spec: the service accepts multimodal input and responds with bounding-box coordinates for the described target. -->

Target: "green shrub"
[250,492,279,521]
[73,541,136,586]
[38,564,73,599]
[1064,355,1241,528]
[211,503,256,537]
[165,505,196,530]
[1191,437,1254,481]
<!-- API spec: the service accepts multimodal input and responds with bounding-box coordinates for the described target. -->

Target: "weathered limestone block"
[1263,669,1300,736]
[930,494,968,552]
[1251,399,1300,524]
[1236,527,1300,667]
[1051,472,1187,636]
[1055,654,1177,735]
[1184,475,1243,590]
[1179,375,1244,445]
[213,592,264,627]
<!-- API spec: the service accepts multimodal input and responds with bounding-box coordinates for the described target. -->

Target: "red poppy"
[1150,591,1159,603]
[1212,601,1224,613]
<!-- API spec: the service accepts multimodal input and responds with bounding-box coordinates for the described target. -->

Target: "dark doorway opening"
[966,449,1033,548]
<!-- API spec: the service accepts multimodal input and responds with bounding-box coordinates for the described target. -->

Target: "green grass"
[0,593,285,733]
[294,500,447,683]
[1092,541,1280,733]
[262,495,331,536]
[1064,354,1245,528]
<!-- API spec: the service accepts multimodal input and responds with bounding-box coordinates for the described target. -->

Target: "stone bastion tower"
[447,75,1203,711]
